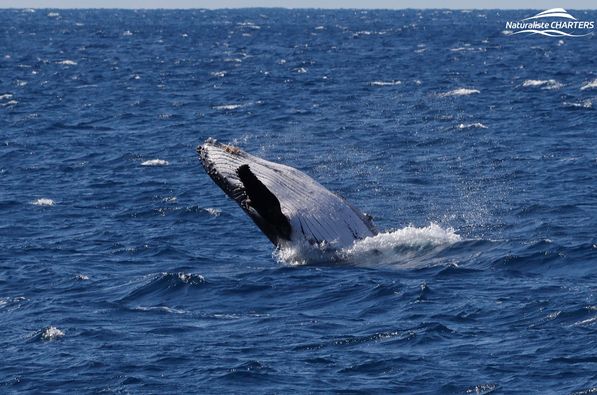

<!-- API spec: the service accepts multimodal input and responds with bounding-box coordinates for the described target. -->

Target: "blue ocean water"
[1,7,596,393]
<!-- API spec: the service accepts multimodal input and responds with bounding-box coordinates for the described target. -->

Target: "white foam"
[213,104,243,110]
[274,239,338,266]
[295,67,308,73]
[41,326,64,341]
[177,272,204,283]
[163,196,177,203]
[439,88,480,97]
[353,30,373,37]
[276,223,461,266]
[450,46,474,52]
[210,71,227,77]
[0,94,13,100]
[340,223,461,264]
[47,12,60,17]
[205,207,222,217]
[134,306,186,314]
[56,60,77,66]
[457,122,488,130]
[122,30,133,36]
[522,79,563,90]
[237,21,261,29]
[370,80,401,87]
[141,159,168,166]
[563,99,592,109]
[32,198,54,206]
[580,79,597,91]
[75,274,89,280]
[0,296,26,308]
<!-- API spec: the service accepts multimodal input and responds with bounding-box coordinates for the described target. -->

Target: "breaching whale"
[197,139,377,249]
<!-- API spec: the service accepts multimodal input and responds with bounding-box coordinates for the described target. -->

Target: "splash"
[275,223,461,266]
[274,239,338,266]
[340,223,461,265]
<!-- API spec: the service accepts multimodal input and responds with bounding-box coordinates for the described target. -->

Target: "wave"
[56,60,77,65]
[0,296,26,311]
[276,223,461,266]
[31,198,55,206]
[580,79,597,91]
[213,104,243,110]
[213,100,262,111]
[370,80,401,87]
[38,326,64,341]
[522,79,563,90]
[562,99,592,109]
[456,122,487,130]
[141,159,169,166]
[120,272,206,303]
[1,99,17,107]
[450,45,484,52]
[205,207,222,217]
[439,88,480,97]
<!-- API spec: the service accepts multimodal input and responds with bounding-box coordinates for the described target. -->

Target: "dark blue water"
[1,8,596,393]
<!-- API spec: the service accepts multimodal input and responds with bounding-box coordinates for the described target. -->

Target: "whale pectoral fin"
[236,164,292,241]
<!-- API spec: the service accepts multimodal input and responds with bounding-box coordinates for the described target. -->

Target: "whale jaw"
[197,138,377,249]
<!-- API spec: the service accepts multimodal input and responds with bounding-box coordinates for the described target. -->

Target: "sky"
[1,1,596,9]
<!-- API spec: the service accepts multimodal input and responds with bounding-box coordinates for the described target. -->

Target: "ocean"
[1,8,596,393]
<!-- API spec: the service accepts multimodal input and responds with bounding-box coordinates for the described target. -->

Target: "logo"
[505,8,594,37]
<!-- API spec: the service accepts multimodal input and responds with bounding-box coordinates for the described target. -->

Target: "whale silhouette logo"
[521,8,576,21]
[505,8,594,37]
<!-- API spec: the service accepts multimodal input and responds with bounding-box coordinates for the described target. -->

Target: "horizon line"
[1,6,596,10]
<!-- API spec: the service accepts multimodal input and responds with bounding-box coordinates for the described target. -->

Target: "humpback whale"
[197,139,377,249]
